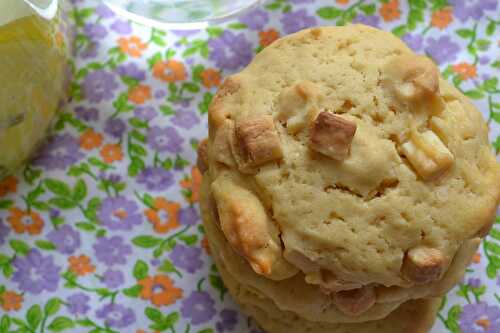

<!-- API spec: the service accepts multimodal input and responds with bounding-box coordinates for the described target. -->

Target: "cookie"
[200,24,499,324]
[201,175,477,324]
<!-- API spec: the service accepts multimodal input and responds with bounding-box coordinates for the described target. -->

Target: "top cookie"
[204,24,499,313]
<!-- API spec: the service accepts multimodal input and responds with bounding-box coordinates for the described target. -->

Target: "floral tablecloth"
[0,0,499,332]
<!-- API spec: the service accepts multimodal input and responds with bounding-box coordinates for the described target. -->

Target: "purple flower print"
[99,172,122,184]
[81,41,99,59]
[74,106,99,121]
[289,0,314,3]
[83,70,118,103]
[169,244,203,273]
[467,278,481,288]
[425,36,460,65]
[93,235,132,265]
[84,23,107,40]
[208,31,253,70]
[402,34,424,52]
[104,118,126,138]
[116,63,146,81]
[178,207,199,226]
[479,56,490,65]
[96,304,136,329]
[352,14,380,27]
[147,126,184,153]
[181,291,216,325]
[216,309,238,333]
[47,225,81,255]
[67,293,90,316]
[110,20,132,34]
[281,9,317,35]
[0,218,10,246]
[101,269,125,289]
[95,4,115,19]
[171,111,200,129]
[239,8,269,30]
[172,29,200,37]
[98,196,143,231]
[136,167,174,191]
[154,89,167,99]
[34,134,84,170]
[134,106,157,121]
[460,302,500,333]
[450,0,497,22]
[12,249,60,294]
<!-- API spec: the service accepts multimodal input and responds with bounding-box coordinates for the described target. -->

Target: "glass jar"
[103,0,261,30]
[0,0,74,179]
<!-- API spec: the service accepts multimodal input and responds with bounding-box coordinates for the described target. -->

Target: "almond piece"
[310,112,357,160]
[333,286,376,316]
[401,130,454,180]
[196,139,209,173]
[383,55,439,101]
[235,116,283,168]
[402,246,444,284]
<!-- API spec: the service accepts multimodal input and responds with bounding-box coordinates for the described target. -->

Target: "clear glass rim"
[103,0,262,30]
[23,0,59,19]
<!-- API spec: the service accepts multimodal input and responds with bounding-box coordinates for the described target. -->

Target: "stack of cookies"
[198,25,500,333]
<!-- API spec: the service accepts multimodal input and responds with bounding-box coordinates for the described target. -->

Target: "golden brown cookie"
[200,24,499,326]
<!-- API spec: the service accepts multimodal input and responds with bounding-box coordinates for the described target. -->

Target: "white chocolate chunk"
[310,112,357,160]
[234,116,283,170]
[383,55,439,102]
[401,130,454,180]
[332,286,376,316]
[277,81,320,134]
[211,172,298,280]
[402,246,445,284]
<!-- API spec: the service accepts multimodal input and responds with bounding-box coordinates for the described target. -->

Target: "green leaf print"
[35,240,57,250]
[122,284,143,297]
[44,298,63,316]
[47,317,75,332]
[463,90,484,99]
[45,179,72,197]
[26,304,42,329]
[133,260,149,280]
[316,7,342,20]
[132,235,162,248]
[0,200,13,209]
[145,307,163,323]
[9,239,30,256]
[0,315,10,333]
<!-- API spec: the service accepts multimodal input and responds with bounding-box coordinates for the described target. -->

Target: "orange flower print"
[202,236,211,255]
[452,63,477,81]
[431,7,453,30]
[79,129,103,150]
[180,167,202,204]
[145,198,181,233]
[68,255,95,276]
[201,68,221,88]
[153,60,187,83]
[100,144,123,163]
[475,318,491,330]
[336,0,349,4]
[8,208,44,235]
[0,291,23,311]
[471,252,481,264]
[380,0,400,22]
[0,175,17,196]
[259,29,280,47]
[118,36,147,58]
[128,84,152,104]
[138,275,183,307]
